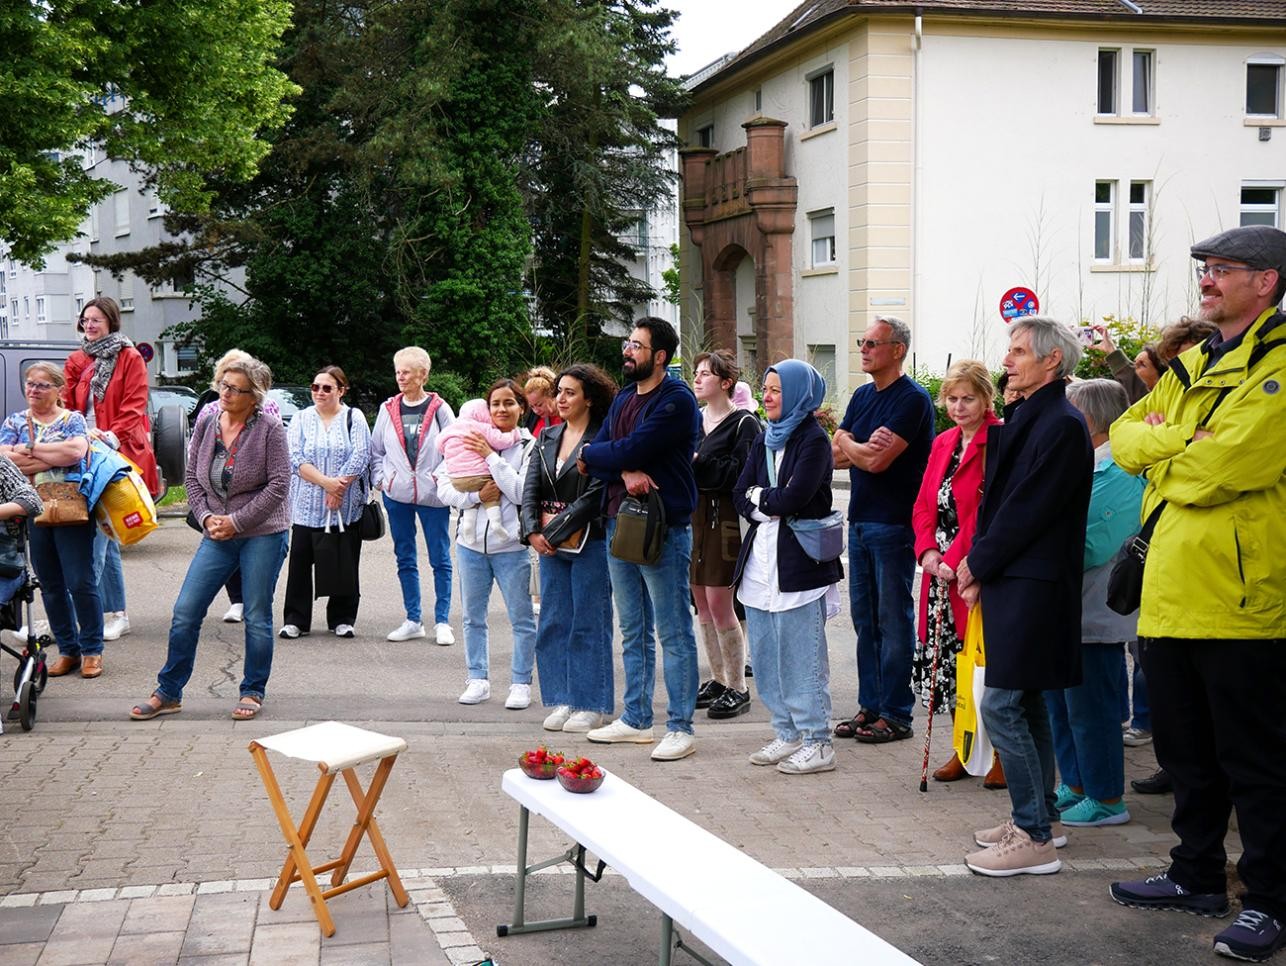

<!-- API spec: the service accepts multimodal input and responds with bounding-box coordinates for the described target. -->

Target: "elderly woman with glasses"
[130,353,290,721]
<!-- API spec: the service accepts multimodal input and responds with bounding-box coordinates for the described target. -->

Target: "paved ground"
[0,515,1240,965]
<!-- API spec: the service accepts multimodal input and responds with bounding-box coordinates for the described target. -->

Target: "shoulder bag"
[348,408,385,542]
[765,445,844,564]
[611,488,665,565]
[28,412,90,528]
[536,441,588,554]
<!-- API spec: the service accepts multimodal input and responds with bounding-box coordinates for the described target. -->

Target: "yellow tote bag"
[94,458,159,547]
[952,604,994,777]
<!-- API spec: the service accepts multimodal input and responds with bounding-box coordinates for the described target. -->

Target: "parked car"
[266,385,312,426]
[147,385,200,421]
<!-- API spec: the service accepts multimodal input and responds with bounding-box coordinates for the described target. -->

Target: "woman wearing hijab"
[733,360,843,775]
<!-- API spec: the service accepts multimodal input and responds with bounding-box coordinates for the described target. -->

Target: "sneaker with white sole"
[1122,726,1153,747]
[965,823,1062,877]
[1109,872,1230,917]
[562,711,605,733]
[458,679,491,704]
[278,624,302,639]
[587,718,655,744]
[974,818,1068,849]
[435,622,455,646]
[505,683,532,710]
[335,624,355,638]
[651,731,696,761]
[222,603,244,623]
[387,620,426,642]
[749,737,804,766]
[102,612,130,641]
[1060,796,1130,827]
[1214,908,1286,961]
[543,705,572,731]
[776,742,835,775]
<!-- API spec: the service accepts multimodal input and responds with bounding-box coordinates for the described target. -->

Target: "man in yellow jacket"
[1108,225,1286,964]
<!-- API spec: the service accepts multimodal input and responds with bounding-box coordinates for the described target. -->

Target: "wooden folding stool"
[249,721,411,936]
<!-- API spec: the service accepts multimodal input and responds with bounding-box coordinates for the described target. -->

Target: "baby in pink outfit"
[436,398,521,540]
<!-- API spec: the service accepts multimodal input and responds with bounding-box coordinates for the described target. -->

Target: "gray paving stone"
[0,942,42,966]
[120,895,197,936]
[176,955,249,966]
[388,911,449,966]
[320,942,390,966]
[247,922,320,966]
[34,900,129,966]
[0,905,62,945]
[106,929,185,966]
[180,894,257,958]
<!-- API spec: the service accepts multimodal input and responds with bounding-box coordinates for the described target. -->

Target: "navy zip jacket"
[581,375,700,527]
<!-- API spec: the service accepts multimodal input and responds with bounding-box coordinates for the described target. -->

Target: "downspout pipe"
[912,13,922,364]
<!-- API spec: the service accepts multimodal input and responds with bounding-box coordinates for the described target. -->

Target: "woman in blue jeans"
[130,353,290,721]
[733,360,843,776]
[520,364,616,733]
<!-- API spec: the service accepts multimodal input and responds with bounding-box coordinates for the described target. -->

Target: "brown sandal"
[231,696,262,720]
[834,708,877,739]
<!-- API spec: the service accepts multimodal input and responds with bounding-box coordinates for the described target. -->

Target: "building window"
[5,258,14,278]
[808,69,834,127]
[113,190,130,236]
[35,297,45,322]
[9,300,17,321]
[753,88,762,112]
[147,188,162,219]
[1127,181,1149,261]
[1240,185,1282,227]
[75,295,85,315]
[0,273,5,294]
[697,124,714,148]
[1247,60,1283,117]
[1094,181,1116,261]
[808,344,837,393]
[809,209,836,268]
[23,297,30,318]
[1097,49,1119,114]
[1131,50,1154,114]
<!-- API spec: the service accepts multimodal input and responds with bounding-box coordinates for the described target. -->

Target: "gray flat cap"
[1190,225,1286,275]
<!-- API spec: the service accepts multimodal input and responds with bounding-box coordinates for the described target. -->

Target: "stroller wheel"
[12,657,46,696]
[17,680,36,731]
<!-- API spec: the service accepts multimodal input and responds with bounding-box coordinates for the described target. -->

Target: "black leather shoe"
[745,663,753,678]
[707,688,751,719]
[696,680,727,709]
[1131,768,1173,795]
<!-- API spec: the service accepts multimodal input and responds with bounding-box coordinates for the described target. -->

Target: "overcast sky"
[664,0,799,79]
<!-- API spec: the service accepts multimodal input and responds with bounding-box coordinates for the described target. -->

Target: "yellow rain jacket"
[1110,307,1286,640]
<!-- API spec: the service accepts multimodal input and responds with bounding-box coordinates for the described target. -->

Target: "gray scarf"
[81,332,135,404]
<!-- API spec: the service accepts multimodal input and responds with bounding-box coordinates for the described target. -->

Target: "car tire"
[153,404,188,492]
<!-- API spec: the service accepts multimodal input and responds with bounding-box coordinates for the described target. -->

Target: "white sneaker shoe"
[587,718,655,744]
[435,622,455,646]
[222,603,244,623]
[651,731,696,761]
[543,705,572,731]
[458,679,491,704]
[335,624,355,638]
[387,620,426,642]
[749,737,804,766]
[102,612,130,642]
[776,742,835,775]
[562,711,605,733]
[974,818,1069,850]
[278,624,302,639]
[505,683,532,710]
[532,600,541,616]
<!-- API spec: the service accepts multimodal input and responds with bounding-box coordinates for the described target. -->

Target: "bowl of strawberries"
[557,757,605,794]
[519,745,564,780]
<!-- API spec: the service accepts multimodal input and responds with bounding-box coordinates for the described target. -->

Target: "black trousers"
[1140,636,1286,917]
[282,523,362,631]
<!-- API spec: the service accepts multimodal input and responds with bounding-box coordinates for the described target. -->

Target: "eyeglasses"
[1194,262,1259,282]
[24,380,54,391]
[858,338,898,350]
[621,339,652,353]
[217,380,254,397]
[310,383,338,394]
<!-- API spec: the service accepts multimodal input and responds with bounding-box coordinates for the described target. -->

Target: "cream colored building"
[678,0,1286,394]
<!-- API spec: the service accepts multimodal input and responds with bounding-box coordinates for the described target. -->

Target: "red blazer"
[64,347,161,496]
[911,411,1000,643]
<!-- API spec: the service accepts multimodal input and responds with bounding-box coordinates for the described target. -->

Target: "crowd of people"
[1,223,1281,962]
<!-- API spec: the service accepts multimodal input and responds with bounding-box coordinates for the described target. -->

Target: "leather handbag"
[28,412,90,528]
[540,507,588,554]
[1106,503,1162,616]
[610,488,665,565]
[358,497,385,542]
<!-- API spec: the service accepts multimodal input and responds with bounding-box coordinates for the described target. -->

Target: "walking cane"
[918,587,948,793]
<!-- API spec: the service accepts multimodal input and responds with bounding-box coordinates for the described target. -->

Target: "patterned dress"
[912,441,965,712]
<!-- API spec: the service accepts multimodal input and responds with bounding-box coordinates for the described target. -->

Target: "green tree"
[0,0,297,264]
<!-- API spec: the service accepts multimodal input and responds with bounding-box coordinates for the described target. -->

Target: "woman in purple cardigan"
[130,353,291,721]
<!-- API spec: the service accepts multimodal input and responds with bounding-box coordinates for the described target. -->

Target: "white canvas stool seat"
[250,721,411,936]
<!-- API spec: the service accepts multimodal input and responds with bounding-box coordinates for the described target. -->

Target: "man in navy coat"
[956,316,1093,877]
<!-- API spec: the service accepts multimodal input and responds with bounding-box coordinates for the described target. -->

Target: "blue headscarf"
[763,359,826,451]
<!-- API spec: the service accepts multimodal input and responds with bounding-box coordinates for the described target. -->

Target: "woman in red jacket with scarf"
[911,360,1004,786]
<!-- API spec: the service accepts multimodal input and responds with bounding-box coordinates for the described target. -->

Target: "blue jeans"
[605,522,698,735]
[1120,643,1151,731]
[92,530,127,612]
[156,531,288,703]
[1047,642,1126,800]
[458,546,536,684]
[535,538,614,714]
[848,521,916,727]
[745,597,832,743]
[982,686,1059,842]
[383,496,452,625]
[29,522,103,658]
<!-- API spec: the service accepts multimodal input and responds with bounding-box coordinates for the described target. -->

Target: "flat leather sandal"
[853,718,913,744]
[130,693,181,721]
[834,708,877,739]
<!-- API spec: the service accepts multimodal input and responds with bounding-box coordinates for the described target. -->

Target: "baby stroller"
[0,520,47,732]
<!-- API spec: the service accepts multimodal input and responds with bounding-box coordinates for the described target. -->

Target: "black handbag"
[1106,503,1162,615]
[610,488,665,565]
[358,498,385,542]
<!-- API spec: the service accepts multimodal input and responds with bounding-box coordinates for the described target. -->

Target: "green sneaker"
[1061,796,1130,827]
[1053,782,1084,811]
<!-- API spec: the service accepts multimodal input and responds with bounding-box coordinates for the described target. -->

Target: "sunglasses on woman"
[310,383,340,394]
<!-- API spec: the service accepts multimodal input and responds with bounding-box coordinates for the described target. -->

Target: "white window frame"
[9,300,18,321]
[35,297,45,322]
[1131,49,1154,116]
[808,209,836,268]
[6,258,15,278]
[1127,181,1150,262]
[75,295,85,316]
[1097,48,1119,115]
[113,190,130,237]
[147,188,163,219]
[1240,182,1283,228]
[1094,180,1117,262]
[1246,56,1285,118]
[807,67,834,128]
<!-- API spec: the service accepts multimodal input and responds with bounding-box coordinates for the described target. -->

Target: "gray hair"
[214,353,273,405]
[874,315,911,351]
[1010,316,1082,379]
[1066,378,1129,435]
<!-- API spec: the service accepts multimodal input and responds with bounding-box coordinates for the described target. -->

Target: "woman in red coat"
[63,296,160,642]
[911,360,1004,785]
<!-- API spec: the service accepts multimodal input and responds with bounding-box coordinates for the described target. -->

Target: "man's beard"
[623,357,655,383]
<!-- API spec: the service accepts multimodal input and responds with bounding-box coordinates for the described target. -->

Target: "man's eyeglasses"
[858,338,898,350]
[622,339,652,353]
[311,383,338,394]
[217,380,254,397]
[1194,262,1259,282]
[24,380,54,392]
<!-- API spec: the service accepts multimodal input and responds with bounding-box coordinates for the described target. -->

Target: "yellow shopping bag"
[952,604,994,777]
[94,460,159,546]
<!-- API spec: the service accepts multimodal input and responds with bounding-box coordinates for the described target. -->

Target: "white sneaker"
[435,622,455,646]
[102,612,130,642]
[222,603,244,623]
[532,600,541,616]
[749,737,804,766]
[587,718,655,744]
[562,711,605,733]
[335,624,355,638]
[776,742,836,775]
[974,818,1069,850]
[651,731,696,761]
[278,624,302,639]
[458,679,491,704]
[543,705,573,731]
[387,620,426,642]
[505,683,532,710]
